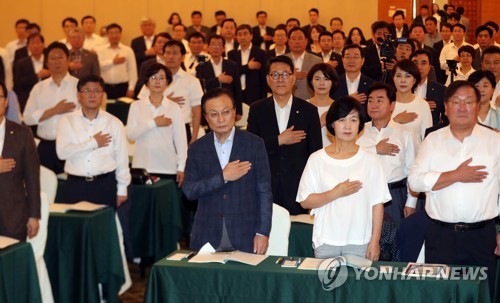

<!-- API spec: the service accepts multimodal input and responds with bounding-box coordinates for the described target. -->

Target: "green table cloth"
[106,100,131,125]
[288,222,314,258]
[144,251,490,303]
[0,242,41,303]
[44,207,124,303]
[129,179,184,261]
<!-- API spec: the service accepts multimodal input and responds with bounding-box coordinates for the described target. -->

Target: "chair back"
[235,103,250,129]
[267,203,291,256]
[40,166,57,204]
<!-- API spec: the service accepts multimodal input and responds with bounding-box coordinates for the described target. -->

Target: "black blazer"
[131,36,156,72]
[252,26,274,50]
[472,48,482,71]
[227,46,267,105]
[0,121,40,241]
[389,23,410,39]
[362,44,383,81]
[432,40,445,55]
[266,48,289,58]
[246,96,322,215]
[13,57,48,112]
[318,51,345,76]
[196,59,243,115]
[14,47,29,64]
[331,73,375,121]
[413,16,426,25]
[425,81,446,125]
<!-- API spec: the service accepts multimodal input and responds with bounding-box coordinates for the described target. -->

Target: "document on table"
[0,236,19,249]
[188,243,268,266]
[49,201,107,213]
[297,258,325,270]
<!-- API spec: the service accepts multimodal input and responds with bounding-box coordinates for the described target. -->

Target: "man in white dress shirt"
[96,23,137,99]
[439,24,470,77]
[409,80,500,299]
[81,15,106,51]
[357,82,417,223]
[23,41,79,174]
[184,32,207,76]
[57,75,131,209]
[5,19,29,65]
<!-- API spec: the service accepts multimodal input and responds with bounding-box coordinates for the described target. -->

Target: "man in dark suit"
[317,31,344,75]
[409,23,442,83]
[186,11,212,40]
[389,10,410,39]
[362,21,390,81]
[210,10,226,35]
[413,4,430,25]
[13,23,41,64]
[410,50,446,125]
[183,88,272,254]
[332,44,374,121]
[432,23,453,55]
[67,28,100,79]
[301,8,327,34]
[196,35,243,116]
[13,33,49,112]
[130,17,156,73]
[0,82,40,241]
[247,56,322,215]
[266,26,289,58]
[228,25,267,105]
[252,11,274,51]
[472,25,494,71]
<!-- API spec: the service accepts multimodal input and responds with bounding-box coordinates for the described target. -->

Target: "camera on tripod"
[446,59,458,77]
[378,34,408,63]
[196,54,208,66]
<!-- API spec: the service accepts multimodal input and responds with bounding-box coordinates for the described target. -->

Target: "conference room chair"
[27,192,54,303]
[40,165,58,204]
[267,203,291,256]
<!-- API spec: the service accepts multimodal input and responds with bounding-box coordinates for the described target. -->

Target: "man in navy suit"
[130,17,156,73]
[228,24,267,105]
[332,44,375,121]
[252,11,274,51]
[247,56,322,215]
[183,88,272,254]
[196,35,243,116]
[410,50,446,125]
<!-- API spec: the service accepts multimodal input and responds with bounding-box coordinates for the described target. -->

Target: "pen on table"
[276,257,283,264]
[298,258,302,265]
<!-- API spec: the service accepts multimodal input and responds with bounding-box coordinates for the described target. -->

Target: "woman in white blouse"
[297,96,391,260]
[469,70,500,130]
[126,63,188,185]
[391,59,433,142]
[445,45,476,86]
[307,63,338,147]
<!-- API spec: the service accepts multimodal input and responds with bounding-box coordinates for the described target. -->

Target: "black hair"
[188,32,205,43]
[346,27,367,46]
[332,30,346,39]
[288,27,307,39]
[46,41,69,59]
[62,17,78,28]
[371,21,390,34]
[309,8,319,15]
[410,49,433,64]
[444,80,480,104]
[319,31,332,41]
[484,21,499,32]
[0,82,7,100]
[145,63,173,86]
[307,63,339,93]
[163,40,186,55]
[286,18,300,27]
[27,33,44,44]
[168,13,182,25]
[15,19,30,27]
[393,59,421,93]
[392,10,405,20]
[77,75,105,91]
[221,18,236,28]
[425,17,438,25]
[440,22,452,31]
[481,46,500,62]
[152,32,172,46]
[215,10,226,17]
[326,96,365,136]
[342,44,365,58]
[208,34,225,46]
[106,23,122,32]
[201,88,235,113]
[452,23,466,32]
[330,17,343,26]
[475,25,493,38]
[458,45,475,59]
[81,15,96,24]
[366,82,396,103]
[267,55,294,74]
[468,70,496,88]
[410,23,427,34]
[256,11,267,18]
[191,11,202,17]
[236,24,252,34]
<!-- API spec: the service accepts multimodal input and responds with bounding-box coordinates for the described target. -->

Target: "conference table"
[144,251,490,303]
[45,207,124,303]
[0,242,42,303]
[288,221,500,303]
[55,179,184,262]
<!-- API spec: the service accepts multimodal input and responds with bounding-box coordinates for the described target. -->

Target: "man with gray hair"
[68,28,100,79]
[131,17,157,72]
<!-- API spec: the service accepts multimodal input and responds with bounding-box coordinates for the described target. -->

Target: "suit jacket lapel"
[2,121,14,157]
[228,129,242,162]
[287,97,301,128]
[207,62,216,79]
[265,97,281,136]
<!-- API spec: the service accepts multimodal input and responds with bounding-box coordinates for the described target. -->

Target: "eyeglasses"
[205,108,234,119]
[150,75,167,81]
[268,71,292,80]
[80,89,104,94]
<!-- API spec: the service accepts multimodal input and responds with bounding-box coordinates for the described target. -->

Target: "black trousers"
[425,219,497,301]
[104,83,128,100]
[64,172,118,209]
[38,139,65,174]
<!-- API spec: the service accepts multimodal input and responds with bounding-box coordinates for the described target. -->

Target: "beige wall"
[0,0,377,47]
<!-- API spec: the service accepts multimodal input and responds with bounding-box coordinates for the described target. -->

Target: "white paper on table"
[189,242,268,266]
[297,257,325,270]
[0,236,19,249]
[49,201,107,213]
